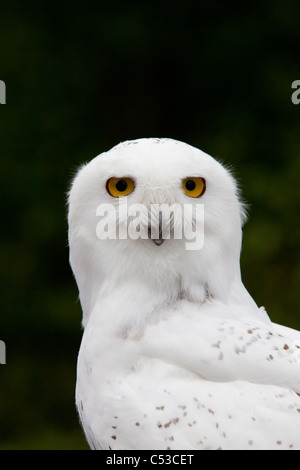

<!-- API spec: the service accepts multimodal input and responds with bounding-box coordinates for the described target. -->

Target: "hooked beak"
[148,211,165,246]
[152,237,165,246]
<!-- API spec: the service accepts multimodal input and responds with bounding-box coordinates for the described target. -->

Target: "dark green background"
[0,0,299,449]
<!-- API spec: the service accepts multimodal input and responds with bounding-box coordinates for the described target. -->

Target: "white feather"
[68,138,300,450]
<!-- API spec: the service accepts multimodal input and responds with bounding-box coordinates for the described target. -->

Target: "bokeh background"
[0,0,299,449]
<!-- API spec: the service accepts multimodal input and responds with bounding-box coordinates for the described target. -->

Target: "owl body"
[69,138,300,450]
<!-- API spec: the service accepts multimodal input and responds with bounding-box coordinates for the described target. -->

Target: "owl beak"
[152,237,165,246]
[148,211,165,246]
[148,225,165,246]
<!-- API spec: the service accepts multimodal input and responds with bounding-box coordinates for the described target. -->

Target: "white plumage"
[68,138,300,450]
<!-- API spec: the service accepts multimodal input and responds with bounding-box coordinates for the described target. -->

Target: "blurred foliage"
[0,0,299,449]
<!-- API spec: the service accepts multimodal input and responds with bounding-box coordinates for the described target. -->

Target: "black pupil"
[185,179,196,191]
[116,179,128,192]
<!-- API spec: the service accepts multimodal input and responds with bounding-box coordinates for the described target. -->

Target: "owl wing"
[141,302,300,392]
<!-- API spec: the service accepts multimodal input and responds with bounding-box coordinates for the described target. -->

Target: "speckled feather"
[69,138,300,450]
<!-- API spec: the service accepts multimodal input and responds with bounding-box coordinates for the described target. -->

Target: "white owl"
[68,138,300,450]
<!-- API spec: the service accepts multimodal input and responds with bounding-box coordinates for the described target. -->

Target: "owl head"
[68,138,251,327]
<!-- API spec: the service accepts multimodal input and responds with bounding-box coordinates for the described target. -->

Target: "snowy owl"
[68,138,300,450]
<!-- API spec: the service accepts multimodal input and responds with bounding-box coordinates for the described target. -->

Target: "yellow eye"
[106,177,135,197]
[182,177,206,198]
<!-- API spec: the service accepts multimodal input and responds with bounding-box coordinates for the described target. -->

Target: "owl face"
[68,138,246,323]
[70,138,243,249]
